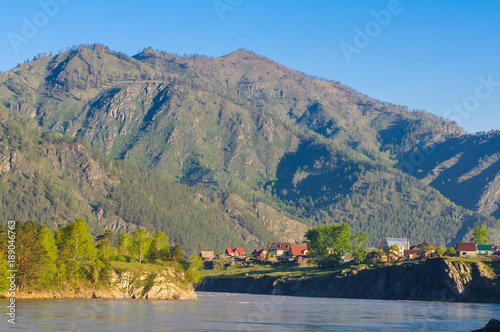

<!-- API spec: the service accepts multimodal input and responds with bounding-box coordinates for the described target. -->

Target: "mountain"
[0,104,306,255]
[0,44,498,247]
[398,132,500,219]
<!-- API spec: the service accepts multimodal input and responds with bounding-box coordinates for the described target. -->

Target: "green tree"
[117,232,133,257]
[304,223,351,267]
[169,244,186,265]
[96,229,114,245]
[389,244,400,253]
[147,231,169,262]
[472,224,489,245]
[56,218,96,261]
[131,229,151,263]
[0,255,9,292]
[435,247,445,256]
[445,247,456,256]
[185,255,203,284]
[90,259,105,286]
[37,225,58,287]
[16,221,43,289]
[55,219,96,283]
[351,231,368,264]
[418,245,435,254]
[96,229,114,261]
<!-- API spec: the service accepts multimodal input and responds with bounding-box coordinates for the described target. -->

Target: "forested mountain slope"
[0,44,499,247]
[0,105,307,255]
[398,131,500,219]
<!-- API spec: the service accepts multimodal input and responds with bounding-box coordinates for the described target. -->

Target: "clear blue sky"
[1,0,499,133]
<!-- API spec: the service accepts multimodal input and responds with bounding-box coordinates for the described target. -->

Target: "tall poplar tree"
[37,225,58,287]
[147,231,169,262]
[131,229,151,263]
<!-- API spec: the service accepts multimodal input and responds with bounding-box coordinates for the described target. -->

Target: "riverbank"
[197,257,500,303]
[2,261,197,300]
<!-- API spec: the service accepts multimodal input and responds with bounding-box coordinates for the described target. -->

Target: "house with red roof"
[455,242,477,257]
[286,245,310,262]
[403,249,420,260]
[287,245,309,258]
[252,249,268,260]
[225,248,245,257]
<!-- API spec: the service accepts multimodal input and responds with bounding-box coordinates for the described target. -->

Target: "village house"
[387,247,400,261]
[340,257,354,264]
[225,248,245,257]
[383,238,410,256]
[366,250,382,262]
[286,245,309,261]
[476,244,493,256]
[455,242,477,257]
[200,251,215,262]
[270,241,292,257]
[417,241,437,250]
[252,249,268,260]
[403,249,420,260]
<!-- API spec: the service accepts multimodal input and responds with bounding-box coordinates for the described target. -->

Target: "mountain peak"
[222,49,264,61]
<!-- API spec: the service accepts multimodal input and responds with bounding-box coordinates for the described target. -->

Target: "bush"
[435,247,445,256]
[115,254,128,262]
[445,247,456,256]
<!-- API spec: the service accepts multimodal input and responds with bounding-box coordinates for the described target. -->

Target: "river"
[1,292,499,331]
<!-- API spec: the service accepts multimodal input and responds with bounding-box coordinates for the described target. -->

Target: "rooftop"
[385,238,410,247]
[455,242,477,251]
[290,245,308,256]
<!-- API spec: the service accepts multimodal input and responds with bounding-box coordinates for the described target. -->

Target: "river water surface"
[1,292,499,331]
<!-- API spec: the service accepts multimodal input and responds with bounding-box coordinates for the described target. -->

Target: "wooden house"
[200,251,215,262]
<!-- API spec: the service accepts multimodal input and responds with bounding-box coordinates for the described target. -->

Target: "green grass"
[110,261,167,274]
[200,259,423,280]
[448,256,497,263]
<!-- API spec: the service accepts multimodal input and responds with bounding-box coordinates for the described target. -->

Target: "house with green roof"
[476,244,493,256]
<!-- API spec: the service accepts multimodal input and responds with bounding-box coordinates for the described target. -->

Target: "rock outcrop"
[471,318,500,332]
[10,268,197,300]
[198,258,500,303]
